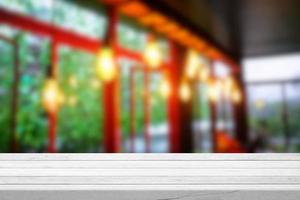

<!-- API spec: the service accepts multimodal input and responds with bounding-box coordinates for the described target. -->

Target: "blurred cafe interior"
[0,0,300,153]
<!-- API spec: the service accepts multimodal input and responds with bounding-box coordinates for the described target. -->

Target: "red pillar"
[48,40,58,153]
[103,6,121,153]
[168,41,180,153]
[167,40,193,153]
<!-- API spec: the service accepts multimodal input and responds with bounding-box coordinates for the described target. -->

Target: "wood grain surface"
[0,154,299,200]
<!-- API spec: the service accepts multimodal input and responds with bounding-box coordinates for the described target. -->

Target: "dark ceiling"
[148,0,300,60]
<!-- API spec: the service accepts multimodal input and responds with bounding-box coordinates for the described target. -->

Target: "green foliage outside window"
[0,40,14,152]
[149,73,167,125]
[193,84,210,121]
[57,46,103,153]
[16,33,49,152]
[0,0,171,152]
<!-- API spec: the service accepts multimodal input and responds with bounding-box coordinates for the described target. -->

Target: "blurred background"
[0,0,299,153]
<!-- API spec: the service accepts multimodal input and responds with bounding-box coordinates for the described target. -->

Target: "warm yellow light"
[42,78,64,113]
[144,40,162,69]
[159,78,171,99]
[96,47,116,82]
[207,80,222,102]
[185,50,200,79]
[231,87,242,104]
[179,82,191,102]
[223,76,234,98]
[68,75,78,88]
[199,65,210,82]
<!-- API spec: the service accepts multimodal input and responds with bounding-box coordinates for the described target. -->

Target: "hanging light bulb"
[231,87,242,104]
[159,78,171,99]
[207,79,222,102]
[96,46,117,82]
[179,81,191,102]
[144,37,162,69]
[42,78,64,113]
[185,50,200,79]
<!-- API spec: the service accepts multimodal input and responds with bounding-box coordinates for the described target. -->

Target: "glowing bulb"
[199,65,210,82]
[185,50,200,79]
[207,80,222,102]
[144,40,162,69]
[231,87,242,104]
[159,78,171,99]
[96,47,116,82]
[179,82,191,102]
[42,78,64,113]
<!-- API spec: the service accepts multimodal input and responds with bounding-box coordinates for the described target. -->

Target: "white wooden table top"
[0,154,299,200]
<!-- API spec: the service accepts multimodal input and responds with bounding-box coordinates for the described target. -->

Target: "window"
[193,83,212,152]
[17,33,49,152]
[0,0,107,39]
[0,38,14,152]
[247,84,285,152]
[119,58,168,153]
[243,53,300,152]
[57,46,103,152]
[214,61,234,136]
[0,26,50,152]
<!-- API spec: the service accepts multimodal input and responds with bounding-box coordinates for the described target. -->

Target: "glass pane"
[119,62,168,153]
[214,61,230,78]
[149,73,168,153]
[0,0,106,39]
[0,40,14,152]
[57,46,103,152]
[216,96,234,136]
[0,25,19,39]
[243,53,300,82]
[130,69,145,152]
[0,0,53,22]
[193,84,212,152]
[17,33,49,152]
[53,0,106,39]
[247,84,286,152]
[286,83,300,152]
[118,19,146,52]
[118,58,143,152]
